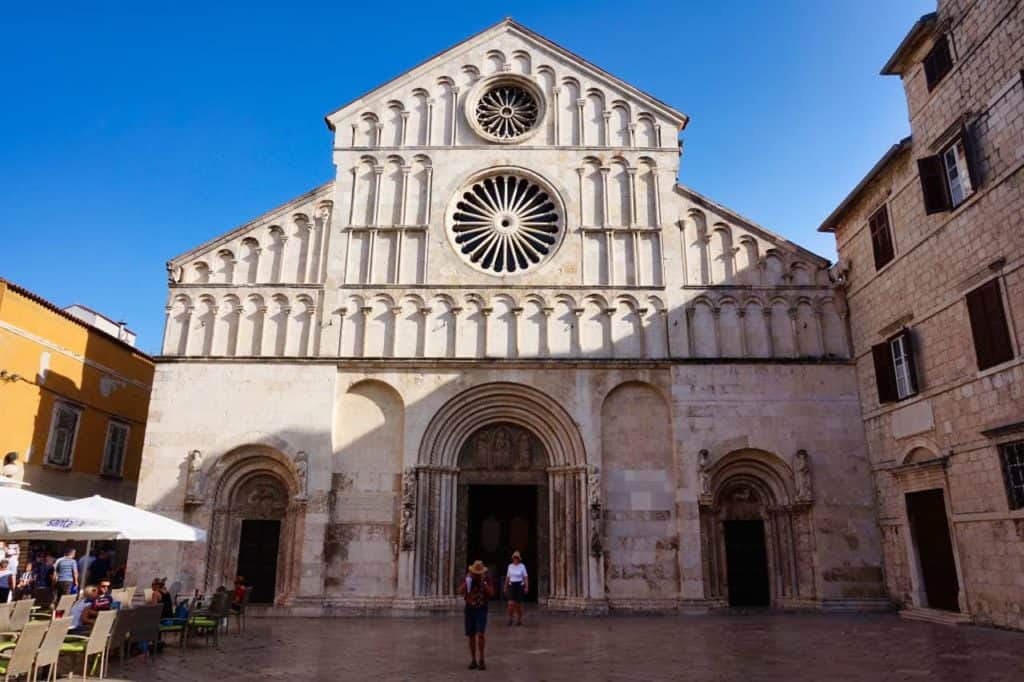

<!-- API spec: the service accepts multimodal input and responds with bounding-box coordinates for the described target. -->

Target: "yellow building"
[0,278,154,502]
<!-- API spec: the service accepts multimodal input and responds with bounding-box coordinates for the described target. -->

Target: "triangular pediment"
[324,18,688,134]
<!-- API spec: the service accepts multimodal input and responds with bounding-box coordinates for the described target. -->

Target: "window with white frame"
[891,334,915,400]
[942,139,973,208]
[101,420,130,476]
[871,328,920,404]
[45,402,82,467]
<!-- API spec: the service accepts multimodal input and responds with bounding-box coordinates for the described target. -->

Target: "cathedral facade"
[129,20,886,614]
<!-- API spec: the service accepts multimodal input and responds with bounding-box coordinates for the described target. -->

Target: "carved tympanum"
[459,423,542,470]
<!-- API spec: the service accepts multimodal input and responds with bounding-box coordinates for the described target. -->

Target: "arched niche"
[329,380,405,597]
[601,381,677,601]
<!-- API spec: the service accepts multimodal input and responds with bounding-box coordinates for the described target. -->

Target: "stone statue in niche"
[294,451,309,500]
[400,467,417,551]
[473,430,491,470]
[185,450,204,503]
[697,449,711,497]
[794,449,813,502]
[515,431,531,469]
[493,428,512,469]
[587,466,603,557]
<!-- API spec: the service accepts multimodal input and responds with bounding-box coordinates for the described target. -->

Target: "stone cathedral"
[129,19,887,614]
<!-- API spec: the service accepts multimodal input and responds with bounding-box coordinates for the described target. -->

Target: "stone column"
[414,465,459,601]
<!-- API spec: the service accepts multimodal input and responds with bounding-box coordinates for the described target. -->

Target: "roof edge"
[168,181,334,266]
[817,136,912,233]
[0,279,153,361]
[881,12,938,76]
[674,184,831,266]
[325,17,689,131]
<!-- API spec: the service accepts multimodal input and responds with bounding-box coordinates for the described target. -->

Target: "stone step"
[899,607,972,626]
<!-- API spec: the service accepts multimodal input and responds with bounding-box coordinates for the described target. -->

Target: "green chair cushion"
[0,642,14,652]
[160,625,183,632]
[0,659,7,674]
[189,617,217,627]
[60,642,86,653]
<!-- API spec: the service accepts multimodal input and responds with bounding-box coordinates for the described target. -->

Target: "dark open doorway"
[237,519,280,604]
[467,485,538,602]
[724,520,770,607]
[906,489,960,612]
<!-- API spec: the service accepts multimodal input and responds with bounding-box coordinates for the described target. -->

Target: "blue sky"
[0,1,933,353]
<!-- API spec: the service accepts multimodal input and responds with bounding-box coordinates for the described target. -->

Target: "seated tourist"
[72,586,99,632]
[150,578,175,618]
[92,580,113,610]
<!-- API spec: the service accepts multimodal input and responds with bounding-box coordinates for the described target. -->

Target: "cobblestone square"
[108,612,1024,681]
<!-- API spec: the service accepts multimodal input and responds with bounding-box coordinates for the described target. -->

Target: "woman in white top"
[504,551,529,626]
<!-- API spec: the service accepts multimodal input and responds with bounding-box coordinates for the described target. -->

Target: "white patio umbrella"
[64,496,206,542]
[0,486,115,540]
[64,496,207,591]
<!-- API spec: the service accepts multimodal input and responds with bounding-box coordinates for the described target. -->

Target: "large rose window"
[449,172,562,275]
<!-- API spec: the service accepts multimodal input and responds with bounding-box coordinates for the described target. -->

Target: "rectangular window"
[923,35,954,90]
[942,139,973,208]
[868,204,895,269]
[45,403,82,467]
[1000,441,1024,510]
[966,279,1014,370]
[872,329,919,404]
[101,420,130,476]
[918,131,977,214]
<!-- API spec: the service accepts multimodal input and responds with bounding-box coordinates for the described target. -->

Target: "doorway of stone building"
[906,489,960,611]
[467,485,538,603]
[724,520,770,606]
[237,519,281,604]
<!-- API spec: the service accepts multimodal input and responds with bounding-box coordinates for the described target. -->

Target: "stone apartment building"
[128,19,888,615]
[819,0,1024,629]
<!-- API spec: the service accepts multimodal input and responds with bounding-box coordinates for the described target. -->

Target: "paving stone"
[107,611,1024,681]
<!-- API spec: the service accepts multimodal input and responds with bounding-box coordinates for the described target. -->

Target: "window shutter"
[967,279,1014,370]
[869,207,895,269]
[898,329,920,396]
[918,155,951,214]
[872,342,898,403]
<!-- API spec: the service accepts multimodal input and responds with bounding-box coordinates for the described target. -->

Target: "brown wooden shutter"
[918,155,951,214]
[872,342,898,403]
[967,279,1014,370]
[869,207,895,269]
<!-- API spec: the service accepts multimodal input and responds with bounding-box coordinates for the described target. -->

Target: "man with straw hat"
[458,559,494,670]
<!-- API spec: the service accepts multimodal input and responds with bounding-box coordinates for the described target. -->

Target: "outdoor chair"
[0,599,35,643]
[35,594,76,621]
[0,620,46,682]
[124,587,137,604]
[143,588,153,604]
[168,581,181,603]
[110,589,128,607]
[0,604,12,631]
[228,586,253,634]
[62,609,116,680]
[126,605,161,661]
[186,591,230,649]
[105,607,135,670]
[32,616,70,682]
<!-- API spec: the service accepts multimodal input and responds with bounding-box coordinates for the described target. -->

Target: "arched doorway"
[409,383,594,609]
[699,450,813,608]
[202,447,304,605]
[455,423,548,602]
